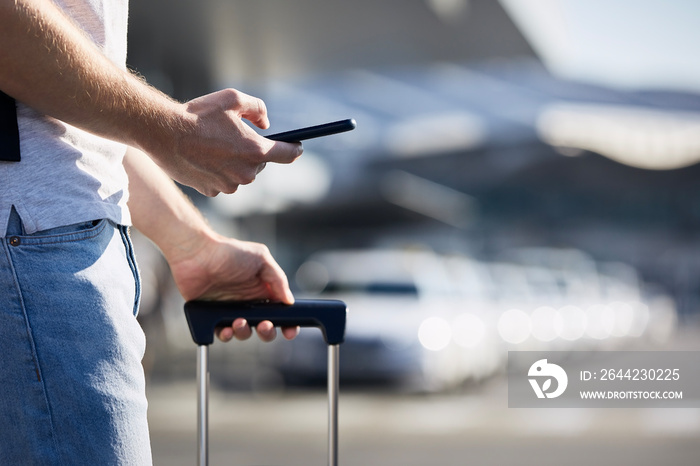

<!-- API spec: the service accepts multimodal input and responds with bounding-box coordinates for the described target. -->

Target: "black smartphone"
[266,118,356,142]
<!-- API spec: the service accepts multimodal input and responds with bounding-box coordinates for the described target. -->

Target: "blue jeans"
[0,210,151,465]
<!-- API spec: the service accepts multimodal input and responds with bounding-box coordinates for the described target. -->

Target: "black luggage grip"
[184,299,347,346]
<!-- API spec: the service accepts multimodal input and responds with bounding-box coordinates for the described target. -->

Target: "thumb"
[260,261,295,305]
[264,140,304,164]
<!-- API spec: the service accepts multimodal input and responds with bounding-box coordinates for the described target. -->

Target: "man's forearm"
[1,0,302,197]
[123,146,212,262]
[123,146,296,314]
[0,0,185,156]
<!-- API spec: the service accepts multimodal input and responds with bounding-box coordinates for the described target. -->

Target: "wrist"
[158,217,222,267]
[127,87,193,162]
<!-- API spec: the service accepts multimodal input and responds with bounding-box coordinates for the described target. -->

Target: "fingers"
[282,326,300,340]
[216,319,274,342]
[215,319,283,343]
[231,137,301,185]
[231,92,305,164]
[216,318,252,342]
[196,144,298,197]
[256,320,277,342]
[231,89,270,129]
[215,320,299,343]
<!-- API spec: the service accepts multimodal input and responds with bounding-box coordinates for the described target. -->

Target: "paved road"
[148,375,700,466]
[146,326,700,466]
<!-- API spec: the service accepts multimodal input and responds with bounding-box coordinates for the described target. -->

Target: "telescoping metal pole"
[197,345,209,466]
[183,299,347,466]
[328,344,339,466]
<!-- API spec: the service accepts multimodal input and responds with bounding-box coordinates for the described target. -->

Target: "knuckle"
[222,88,241,107]
[202,187,219,197]
[225,87,240,98]
[256,243,271,257]
[221,180,240,194]
[238,165,260,185]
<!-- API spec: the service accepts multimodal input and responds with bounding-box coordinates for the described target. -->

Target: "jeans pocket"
[18,218,108,245]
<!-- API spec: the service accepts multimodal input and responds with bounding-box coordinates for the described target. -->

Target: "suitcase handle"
[184,299,347,346]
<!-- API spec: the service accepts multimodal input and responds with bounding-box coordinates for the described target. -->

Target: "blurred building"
[127,1,700,320]
[127,0,534,96]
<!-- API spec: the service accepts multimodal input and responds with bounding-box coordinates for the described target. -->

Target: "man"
[0,0,302,463]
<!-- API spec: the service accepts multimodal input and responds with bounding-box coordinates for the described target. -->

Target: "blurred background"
[126,1,700,464]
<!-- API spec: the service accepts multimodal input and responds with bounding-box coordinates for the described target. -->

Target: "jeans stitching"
[9,219,108,246]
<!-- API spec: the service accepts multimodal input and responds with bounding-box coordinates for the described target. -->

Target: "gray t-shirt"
[0,0,131,235]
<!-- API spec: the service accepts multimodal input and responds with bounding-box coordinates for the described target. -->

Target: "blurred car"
[493,247,677,350]
[274,248,501,392]
[272,246,677,393]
